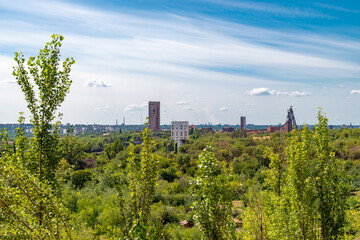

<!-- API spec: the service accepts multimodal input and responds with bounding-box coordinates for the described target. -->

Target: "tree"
[284,125,318,239]
[60,135,86,167]
[0,119,73,239]
[104,139,124,160]
[314,111,348,239]
[0,34,75,239]
[12,34,75,181]
[190,146,237,240]
[117,121,163,239]
[242,111,349,239]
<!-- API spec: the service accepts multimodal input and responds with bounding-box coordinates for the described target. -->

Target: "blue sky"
[0,0,359,125]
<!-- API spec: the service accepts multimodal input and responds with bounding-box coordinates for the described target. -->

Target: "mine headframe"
[282,106,297,132]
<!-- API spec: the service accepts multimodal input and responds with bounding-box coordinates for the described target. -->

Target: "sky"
[0,0,359,125]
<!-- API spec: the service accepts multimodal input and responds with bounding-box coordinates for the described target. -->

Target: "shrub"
[71,169,92,188]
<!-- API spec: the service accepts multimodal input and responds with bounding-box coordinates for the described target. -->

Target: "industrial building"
[281,106,297,132]
[240,116,246,130]
[148,101,160,131]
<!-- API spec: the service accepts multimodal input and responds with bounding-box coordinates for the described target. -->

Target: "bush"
[160,166,178,182]
[71,169,93,188]
[162,206,179,224]
[165,223,202,240]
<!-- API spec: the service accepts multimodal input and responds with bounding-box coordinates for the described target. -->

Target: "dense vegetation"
[3,116,360,239]
[1,35,360,239]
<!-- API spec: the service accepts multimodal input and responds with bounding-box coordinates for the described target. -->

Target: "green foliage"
[0,131,72,239]
[55,158,74,183]
[104,139,124,160]
[263,147,284,196]
[60,135,86,167]
[118,122,163,239]
[43,118,360,238]
[165,223,202,239]
[71,170,93,189]
[243,110,349,239]
[160,166,178,182]
[314,112,349,239]
[241,180,269,240]
[12,34,75,181]
[284,125,318,239]
[190,146,237,240]
[0,35,75,239]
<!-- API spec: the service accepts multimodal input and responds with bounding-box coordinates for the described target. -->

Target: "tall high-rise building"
[240,116,246,130]
[148,101,160,131]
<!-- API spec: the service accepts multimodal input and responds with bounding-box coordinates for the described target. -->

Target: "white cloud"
[85,79,111,88]
[247,88,272,96]
[247,88,308,97]
[124,103,147,112]
[219,107,228,112]
[350,89,360,94]
[287,91,308,97]
[176,101,188,105]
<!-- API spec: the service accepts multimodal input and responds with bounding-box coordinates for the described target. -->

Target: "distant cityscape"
[0,102,358,138]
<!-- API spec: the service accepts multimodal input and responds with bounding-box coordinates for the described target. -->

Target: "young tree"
[0,34,75,239]
[314,112,348,239]
[243,111,348,239]
[118,122,163,239]
[12,34,75,181]
[285,125,318,239]
[190,146,237,240]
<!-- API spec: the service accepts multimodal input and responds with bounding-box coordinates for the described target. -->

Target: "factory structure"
[281,106,297,132]
[240,116,246,130]
[148,101,160,131]
[257,106,297,134]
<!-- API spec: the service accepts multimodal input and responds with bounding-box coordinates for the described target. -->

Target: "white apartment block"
[171,121,189,147]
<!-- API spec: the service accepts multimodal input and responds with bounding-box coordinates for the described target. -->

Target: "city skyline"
[0,0,359,125]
